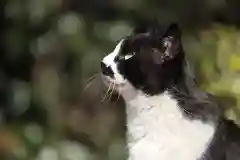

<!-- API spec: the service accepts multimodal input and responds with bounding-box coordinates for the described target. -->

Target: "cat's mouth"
[101,74,114,86]
[101,74,126,87]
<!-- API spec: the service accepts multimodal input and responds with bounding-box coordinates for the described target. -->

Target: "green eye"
[119,52,136,60]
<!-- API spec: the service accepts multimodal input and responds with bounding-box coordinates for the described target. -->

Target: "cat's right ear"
[162,23,181,59]
[152,23,182,64]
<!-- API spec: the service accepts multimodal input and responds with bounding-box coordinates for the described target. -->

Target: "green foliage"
[1,0,240,159]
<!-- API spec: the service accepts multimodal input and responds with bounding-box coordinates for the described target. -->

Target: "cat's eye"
[119,52,136,60]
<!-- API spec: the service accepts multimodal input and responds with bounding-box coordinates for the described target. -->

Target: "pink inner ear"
[163,38,173,57]
[162,35,180,59]
[161,36,172,57]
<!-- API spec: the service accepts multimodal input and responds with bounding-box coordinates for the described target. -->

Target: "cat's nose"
[101,62,114,78]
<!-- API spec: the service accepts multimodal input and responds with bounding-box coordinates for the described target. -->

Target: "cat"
[100,22,240,160]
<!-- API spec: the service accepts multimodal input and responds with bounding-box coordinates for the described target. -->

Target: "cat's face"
[101,23,184,95]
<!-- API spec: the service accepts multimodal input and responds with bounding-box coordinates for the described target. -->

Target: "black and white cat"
[100,22,240,160]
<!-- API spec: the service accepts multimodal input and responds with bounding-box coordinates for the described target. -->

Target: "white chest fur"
[125,91,215,160]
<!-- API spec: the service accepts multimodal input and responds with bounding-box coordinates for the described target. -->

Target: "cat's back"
[222,119,240,160]
[204,118,240,160]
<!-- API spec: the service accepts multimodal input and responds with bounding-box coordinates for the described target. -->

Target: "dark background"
[1,0,240,159]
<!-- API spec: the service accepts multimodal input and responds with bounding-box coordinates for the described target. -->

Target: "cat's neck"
[123,90,216,160]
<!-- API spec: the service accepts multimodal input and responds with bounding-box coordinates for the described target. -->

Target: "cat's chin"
[101,74,133,92]
[101,74,125,86]
[101,74,138,101]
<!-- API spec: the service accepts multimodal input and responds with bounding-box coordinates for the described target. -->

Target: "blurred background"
[1,0,240,159]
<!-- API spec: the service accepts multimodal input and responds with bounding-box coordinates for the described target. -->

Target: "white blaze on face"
[102,39,126,84]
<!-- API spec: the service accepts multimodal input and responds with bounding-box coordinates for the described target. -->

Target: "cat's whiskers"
[83,73,99,92]
[107,82,116,101]
[101,82,113,103]
[116,90,121,103]
[83,79,95,92]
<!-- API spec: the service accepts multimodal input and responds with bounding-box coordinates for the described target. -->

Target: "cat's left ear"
[162,23,181,59]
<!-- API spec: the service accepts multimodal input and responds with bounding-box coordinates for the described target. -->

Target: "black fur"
[113,22,240,160]
[117,23,184,95]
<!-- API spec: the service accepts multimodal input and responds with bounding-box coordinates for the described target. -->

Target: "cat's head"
[101,23,185,95]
